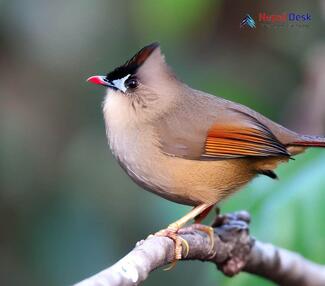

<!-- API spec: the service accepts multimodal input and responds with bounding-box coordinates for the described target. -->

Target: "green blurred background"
[1,1,325,285]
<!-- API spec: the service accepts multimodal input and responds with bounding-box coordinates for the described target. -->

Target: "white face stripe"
[112,74,131,92]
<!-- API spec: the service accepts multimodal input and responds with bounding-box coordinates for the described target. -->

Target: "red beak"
[87,75,109,87]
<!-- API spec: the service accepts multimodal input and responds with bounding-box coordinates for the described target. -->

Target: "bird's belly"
[107,127,254,206]
[163,157,255,205]
[116,152,192,203]
[116,148,254,206]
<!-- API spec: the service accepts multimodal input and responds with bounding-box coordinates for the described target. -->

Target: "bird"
[87,42,325,261]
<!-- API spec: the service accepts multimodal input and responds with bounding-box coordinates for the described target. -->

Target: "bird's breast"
[103,97,173,196]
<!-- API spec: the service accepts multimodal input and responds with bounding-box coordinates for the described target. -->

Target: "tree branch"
[74,211,325,286]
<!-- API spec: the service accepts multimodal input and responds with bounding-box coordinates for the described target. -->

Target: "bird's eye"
[125,77,138,89]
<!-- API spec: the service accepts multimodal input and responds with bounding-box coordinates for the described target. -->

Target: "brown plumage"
[87,42,325,260]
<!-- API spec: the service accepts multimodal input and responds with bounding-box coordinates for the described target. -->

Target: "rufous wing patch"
[202,122,290,159]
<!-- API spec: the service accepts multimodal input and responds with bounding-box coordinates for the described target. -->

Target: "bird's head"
[88,43,180,124]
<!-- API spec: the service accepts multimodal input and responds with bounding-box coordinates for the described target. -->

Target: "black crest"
[106,42,160,81]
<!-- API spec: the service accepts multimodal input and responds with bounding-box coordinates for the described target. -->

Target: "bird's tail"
[290,135,325,147]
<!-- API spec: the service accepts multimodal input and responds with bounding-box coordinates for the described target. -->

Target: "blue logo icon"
[240,14,256,28]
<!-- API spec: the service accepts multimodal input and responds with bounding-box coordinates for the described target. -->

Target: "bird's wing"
[157,102,290,160]
[201,111,290,159]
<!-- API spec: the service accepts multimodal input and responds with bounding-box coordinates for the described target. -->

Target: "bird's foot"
[190,224,215,253]
[154,223,190,270]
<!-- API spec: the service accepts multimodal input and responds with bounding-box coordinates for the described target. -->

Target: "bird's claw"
[191,224,215,253]
[154,223,190,270]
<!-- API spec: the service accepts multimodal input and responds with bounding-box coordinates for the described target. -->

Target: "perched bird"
[87,42,325,260]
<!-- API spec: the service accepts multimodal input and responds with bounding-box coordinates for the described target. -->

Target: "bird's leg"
[194,205,214,224]
[190,205,215,253]
[154,203,213,268]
